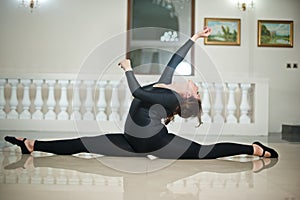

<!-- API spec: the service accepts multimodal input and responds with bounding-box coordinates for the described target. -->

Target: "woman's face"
[186,80,200,100]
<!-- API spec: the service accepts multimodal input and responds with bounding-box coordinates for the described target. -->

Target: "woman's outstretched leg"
[4,134,144,157]
[151,134,277,159]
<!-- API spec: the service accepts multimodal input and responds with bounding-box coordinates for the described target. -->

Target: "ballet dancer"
[4,27,278,159]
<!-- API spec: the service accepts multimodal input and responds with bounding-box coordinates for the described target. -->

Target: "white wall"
[196,0,300,132]
[0,0,127,74]
[0,0,299,133]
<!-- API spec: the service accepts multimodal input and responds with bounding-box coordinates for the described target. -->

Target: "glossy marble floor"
[0,132,299,200]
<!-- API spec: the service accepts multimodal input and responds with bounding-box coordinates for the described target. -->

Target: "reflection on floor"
[0,133,299,200]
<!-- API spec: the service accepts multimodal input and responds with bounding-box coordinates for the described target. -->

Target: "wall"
[196,0,300,132]
[0,0,299,133]
[0,0,127,75]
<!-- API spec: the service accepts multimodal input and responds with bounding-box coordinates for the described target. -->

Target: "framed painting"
[258,20,293,47]
[204,18,241,46]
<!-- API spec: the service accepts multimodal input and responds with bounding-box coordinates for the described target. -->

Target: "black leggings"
[34,134,253,159]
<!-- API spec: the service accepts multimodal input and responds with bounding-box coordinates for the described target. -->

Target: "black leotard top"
[124,39,194,153]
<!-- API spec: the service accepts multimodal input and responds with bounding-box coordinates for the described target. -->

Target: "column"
[45,80,57,120]
[96,81,107,121]
[83,80,95,120]
[7,79,19,119]
[57,80,69,120]
[226,83,238,123]
[0,79,6,119]
[20,79,32,119]
[213,83,224,123]
[70,80,82,120]
[32,80,44,119]
[122,87,132,122]
[240,83,251,124]
[201,83,212,123]
[109,81,120,121]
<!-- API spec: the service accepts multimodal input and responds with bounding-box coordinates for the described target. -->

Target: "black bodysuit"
[34,40,253,159]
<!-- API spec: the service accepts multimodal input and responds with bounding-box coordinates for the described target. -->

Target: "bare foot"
[252,158,272,173]
[16,137,35,153]
[4,155,34,170]
[253,144,271,157]
[252,159,264,172]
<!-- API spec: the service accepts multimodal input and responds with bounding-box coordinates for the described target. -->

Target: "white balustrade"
[45,80,57,120]
[240,83,251,124]
[0,75,268,135]
[70,80,82,120]
[201,83,212,123]
[122,87,132,122]
[32,80,44,120]
[43,168,55,185]
[213,83,224,123]
[226,83,238,123]
[83,80,95,120]
[20,79,31,119]
[0,79,6,119]
[31,168,42,184]
[57,80,69,120]
[109,81,120,121]
[7,79,19,119]
[96,81,107,121]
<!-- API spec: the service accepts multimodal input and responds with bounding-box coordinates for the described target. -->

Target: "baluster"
[109,81,120,121]
[83,80,95,120]
[96,81,107,121]
[43,168,55,185]
[58,80,69,120]
[69,171,79,185]
[20,79,32,119]
[122,87,132,122]
[7,79,19,119]
[213,83,224,123]
[32,80,44,119]
[45,80,57,120]
[239,83,251,123]
[31,168,42,184]
[226,83,238,123]
[0,79,6,119]
[56,169,67,185]
[201,83,212,123]
[70,80,82,120]
[18,170,30,184]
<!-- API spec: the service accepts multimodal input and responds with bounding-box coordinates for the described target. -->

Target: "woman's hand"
[191,26,212,41]
[118,59,133,72]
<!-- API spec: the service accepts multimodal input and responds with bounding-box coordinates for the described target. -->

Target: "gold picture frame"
[204,18,241,46]
[258,20,293,47]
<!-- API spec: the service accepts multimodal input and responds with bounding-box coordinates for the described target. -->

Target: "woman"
[4,27,278,159]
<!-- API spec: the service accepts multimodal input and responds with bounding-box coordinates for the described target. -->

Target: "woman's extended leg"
[5,134,145,157]
[151,134,276,159]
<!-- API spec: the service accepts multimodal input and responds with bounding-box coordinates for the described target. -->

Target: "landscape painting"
[204,18,241,45]
[258,20,293,47]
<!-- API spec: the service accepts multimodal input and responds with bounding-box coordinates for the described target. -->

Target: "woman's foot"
[252,141,278,158]
[252,158,278,173]
[4,136,34,154]
[4,155,35,170]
